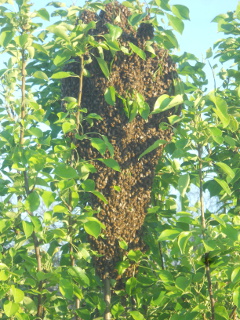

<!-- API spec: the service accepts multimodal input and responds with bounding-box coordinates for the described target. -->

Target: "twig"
[76,56,84,133]
[208,60,217,91]
[104,274,111,320]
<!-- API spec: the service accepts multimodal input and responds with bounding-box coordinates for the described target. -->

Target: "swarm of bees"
[62,1,180,281]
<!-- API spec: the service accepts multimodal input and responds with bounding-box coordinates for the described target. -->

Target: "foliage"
[0,0,239,320]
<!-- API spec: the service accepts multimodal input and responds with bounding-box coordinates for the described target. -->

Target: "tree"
[0,0,239,320]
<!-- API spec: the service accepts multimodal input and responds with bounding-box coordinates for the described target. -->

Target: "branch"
[104,274,111,320]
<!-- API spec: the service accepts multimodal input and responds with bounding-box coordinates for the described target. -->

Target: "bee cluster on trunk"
[62,1,179,281]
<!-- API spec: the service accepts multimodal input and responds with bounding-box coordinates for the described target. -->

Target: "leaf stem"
[76,56,84,133]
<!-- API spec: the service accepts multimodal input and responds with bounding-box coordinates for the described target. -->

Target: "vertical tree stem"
[20,47,43,318]
[198,145,215,320]
[104,274,111,320]
[76,56,84,132]
[158,241,165,270]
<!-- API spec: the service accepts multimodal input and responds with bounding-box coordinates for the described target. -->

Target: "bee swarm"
[62,1,179,280]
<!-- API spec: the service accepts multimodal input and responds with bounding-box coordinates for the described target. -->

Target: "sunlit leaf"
[59,278,73,299]
[98,158,121,172]
[214,178,232,195]
[158,229,181,241]
[25,191,40,212]
[95,57,110,79]
[3,301,19,317]
[104,86,116,105]
[129,42,146,60]
[178,174,190,197]
[139,139,167,159]
[84,221,101,239]
[171,5,190,20]
[167,14,184,34]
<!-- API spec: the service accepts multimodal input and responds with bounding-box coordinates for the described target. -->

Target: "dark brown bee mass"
[62,1,179,280]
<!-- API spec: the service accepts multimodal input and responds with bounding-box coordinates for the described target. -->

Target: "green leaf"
[178,231,191,254]
[91,138,107,155]
[12,287,24,303]
[52,71,78,79]
[176,276,191,291]
[127,250,142,262]
[152,94,183,114]
[167,14,184,34]
[23,296,37,313]
[15,34,29,47]
[59,278,73,299]
[81,179,95,191]
[91,191,108,204]
[138,139,167,159]
[233,287,240,308]
[209,93,230,128]
[214,178,232,195]
[231,267,240,283]
[0,31,14,47]
[178,174,190,197]
[84,221,101,239]
[126,277,137,295]
[215,162,235,180]
[54,164,78,179]
[30,216,42,232]
[3,301,19,317]
[129,311,145,320]
[129,42,146,60]
[22,221,34,238]
[104,86,116,105]
[102,136,114,157]
[159,270,174,284]
[119,239,128,250]
[0,270,9,281]
[25,191,40,212]
[206,47,213,58]
[41,190,55,208]
[36,8,50,21]
[106,23,122,40]
[128,12,147,26]
[98,158,121,172]
[47,25,70,42]
[158,229,181,241]
[68,267,90,287]
[202,240,217,251]
[33,71,48,81]
[215,305,229,320]
[171,5,190,20]
[95,57,110,79]
[28,127,44,137]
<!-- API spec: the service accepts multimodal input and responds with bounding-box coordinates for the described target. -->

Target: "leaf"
[54,164,78,179]
[95,57,110,79]
[158,229,181,241]
[84,221,101,239]
[91,191,108,204]
[215,305,229,320]
[178,231,191,254]
[12,287,24,303]
[0,31,14,47]
[68,267,90,287]
[138,139,167,159]
[176,276,191,291]
[129,42,146,60]
[209,93,230,128]
[91,138,107,155]
[36,8,50,21]
[52,71,78,79]
[25,191,40,212]
[152,94,183,114]
[41,190,55,208]
[231,267,240,283]
[98,158,121,172]
[28,127,44,137]
[3,301,19,317]
[81,179,95,191]
[33,71,48,81]
[233,287,240,308]
[167,14,184,34]
[47,25,70,42]
[104,86,116,105]
[106,23,122,40]
[128,12,147,26]
[126,277,137,295]
[127,250,142,262]
[214,178,232,195]
[129,311,145,320]
[171,5,190,20]
[59,278,73,299]
[215,162,235,180]
[159,270,174,284]
[23,296,37,313]
[178,174,190,197]
[22,221,34,238]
